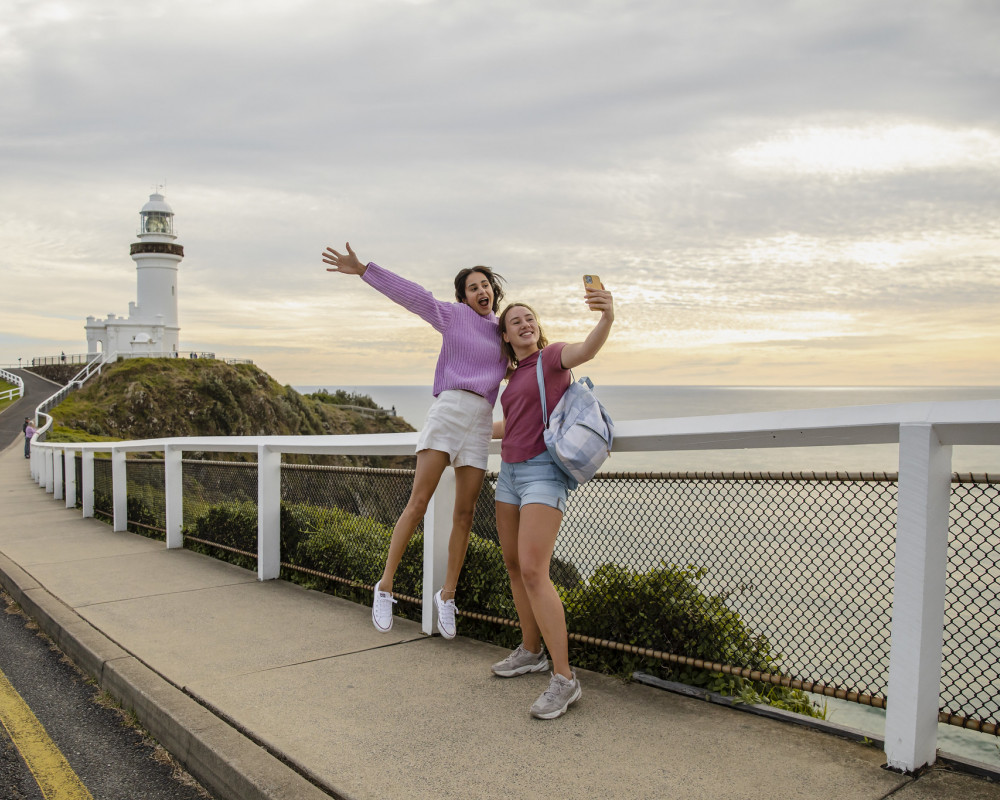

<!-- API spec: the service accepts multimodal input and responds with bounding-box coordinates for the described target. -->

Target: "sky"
[1,0,998,387]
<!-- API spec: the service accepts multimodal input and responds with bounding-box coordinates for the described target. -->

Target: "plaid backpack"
[536,353,614,487]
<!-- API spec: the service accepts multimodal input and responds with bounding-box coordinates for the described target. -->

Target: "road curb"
[0,553,335,800]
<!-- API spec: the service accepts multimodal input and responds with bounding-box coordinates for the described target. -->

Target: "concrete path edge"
[0,552,335,800]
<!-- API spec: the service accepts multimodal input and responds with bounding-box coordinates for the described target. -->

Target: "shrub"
[183,503,259,571]
[290,505,411,607]
[562,561,822,716]
[127,486,163,540]
[90,488,162,541]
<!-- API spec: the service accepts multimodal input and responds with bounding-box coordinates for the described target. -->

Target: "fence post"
[884,423,952,772]
[53,449,64,501]
[422,469,455,635]
[82,451,95,518]
[257,444,281,581]
[64,449,76,509]
[164,445,183,549]
[44,448,54,493]
[112,448,127,532]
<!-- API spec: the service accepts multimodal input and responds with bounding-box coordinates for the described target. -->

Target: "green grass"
[45,425,121,444]
[0,380,18,414]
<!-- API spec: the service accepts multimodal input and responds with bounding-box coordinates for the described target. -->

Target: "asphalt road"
[0,590,213,800]
[0,368,63,452]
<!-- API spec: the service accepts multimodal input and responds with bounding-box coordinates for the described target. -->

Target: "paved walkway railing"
[25,399,1000,774]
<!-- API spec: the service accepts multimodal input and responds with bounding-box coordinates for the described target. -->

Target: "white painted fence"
[26,399,1000,774]
[0,368,24,402]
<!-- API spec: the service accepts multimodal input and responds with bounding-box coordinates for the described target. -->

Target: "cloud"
[1,0,998,386]
[732,124,1000,176]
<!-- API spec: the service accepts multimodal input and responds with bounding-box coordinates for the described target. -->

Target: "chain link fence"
[75,455,1000,734]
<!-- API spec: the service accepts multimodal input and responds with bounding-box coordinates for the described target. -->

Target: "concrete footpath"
[1,441,999,800]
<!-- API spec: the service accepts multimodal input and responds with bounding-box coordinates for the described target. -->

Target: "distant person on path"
[22,417,31,433]
[489,285,614,719]
[322,242,508,638]
[24,420,36,459]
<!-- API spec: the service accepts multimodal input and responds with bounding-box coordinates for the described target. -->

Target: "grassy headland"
[40,358,415,467]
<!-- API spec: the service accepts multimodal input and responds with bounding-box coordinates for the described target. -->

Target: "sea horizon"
[296,384,1000,474]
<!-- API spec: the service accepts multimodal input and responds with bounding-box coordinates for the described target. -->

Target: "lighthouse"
[85,191,184,358]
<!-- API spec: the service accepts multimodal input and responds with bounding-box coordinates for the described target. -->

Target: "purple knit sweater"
[362,262,508,405]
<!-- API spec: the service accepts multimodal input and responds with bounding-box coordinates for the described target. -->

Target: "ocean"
[296,384,1000,474]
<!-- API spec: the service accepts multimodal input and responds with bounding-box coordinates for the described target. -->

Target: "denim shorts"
[495,451,570,512]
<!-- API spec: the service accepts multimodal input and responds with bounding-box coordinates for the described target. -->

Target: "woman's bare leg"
[438,465,487,598]
[379,449,450,594]
[517,504,570,677]
[496,501,543,653]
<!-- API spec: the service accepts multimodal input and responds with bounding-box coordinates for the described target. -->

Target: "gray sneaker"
[530,671,581,719]
[491,644,549,677]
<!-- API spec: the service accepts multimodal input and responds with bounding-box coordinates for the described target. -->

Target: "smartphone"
[583,275,603,311]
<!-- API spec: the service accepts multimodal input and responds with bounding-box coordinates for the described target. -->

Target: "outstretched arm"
[560,288,614,370]
[322,242,367,276]
[321,242,454,333]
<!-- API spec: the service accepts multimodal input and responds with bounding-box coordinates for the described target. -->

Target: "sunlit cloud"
[732,124,1000,176]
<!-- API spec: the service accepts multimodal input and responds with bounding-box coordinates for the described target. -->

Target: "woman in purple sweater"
[323,243,508,638]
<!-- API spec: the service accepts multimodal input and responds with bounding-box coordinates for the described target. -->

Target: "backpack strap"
[536,351,549,426]
[536,348,573,426]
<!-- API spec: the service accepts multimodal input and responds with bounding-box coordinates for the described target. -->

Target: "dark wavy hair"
[454,266,507,314]
[498,301,549,367]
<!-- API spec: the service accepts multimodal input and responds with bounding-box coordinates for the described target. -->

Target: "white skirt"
[416,390,493,470]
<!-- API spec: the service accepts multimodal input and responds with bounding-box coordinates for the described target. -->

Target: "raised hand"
[584,287,615,322]
[322,242,367,276]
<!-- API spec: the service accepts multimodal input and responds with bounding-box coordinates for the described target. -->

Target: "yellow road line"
[0,666,94,800]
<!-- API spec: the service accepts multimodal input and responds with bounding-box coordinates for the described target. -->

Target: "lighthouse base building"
[86,191,184,358]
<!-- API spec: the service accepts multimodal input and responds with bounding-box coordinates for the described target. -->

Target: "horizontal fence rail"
[26,399,1000,774]
[0,368,24,402]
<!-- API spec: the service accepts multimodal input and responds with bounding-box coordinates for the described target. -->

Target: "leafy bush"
[307,389,380,410]
[127,485,163,540]
[289,505,414,607]
[562,561,821,716]
[91,488,162,541]
[183,503,259,570]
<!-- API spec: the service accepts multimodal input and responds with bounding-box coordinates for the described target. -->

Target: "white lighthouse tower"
[86,191,184,358]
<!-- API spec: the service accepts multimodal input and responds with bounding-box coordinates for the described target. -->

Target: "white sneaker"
[434,589,457,639]
[372,580,396,633]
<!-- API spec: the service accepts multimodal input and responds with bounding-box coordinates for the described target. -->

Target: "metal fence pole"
[82,451,95,518]
[164,445,183,549]
[422,469,456,635]
[257,444,281,580]
[64,449,76,509]
[112,448,127,532]
[884,423,952,772]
